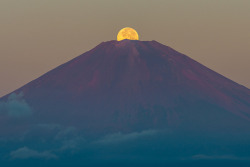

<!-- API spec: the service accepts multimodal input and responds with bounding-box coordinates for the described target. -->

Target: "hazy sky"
[0,0,249,97]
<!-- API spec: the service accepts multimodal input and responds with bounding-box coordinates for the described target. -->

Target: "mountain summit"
[1,40,249,137]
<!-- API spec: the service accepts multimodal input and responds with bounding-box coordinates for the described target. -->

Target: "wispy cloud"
[54,126,86,151]
[60,137,86,151]
[95,130,159,144]
[0,92,32,118]
[24,124,86,151]
[10,147,57,159]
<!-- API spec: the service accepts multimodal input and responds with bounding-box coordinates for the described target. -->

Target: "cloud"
[0,92,32,118]
[54,126,86,151]
[60,137,86,151]
[31,124,77,139]
[25,124,86,151]
[95,130,159,144]
[55,127,77,140]
[10,147,57,159]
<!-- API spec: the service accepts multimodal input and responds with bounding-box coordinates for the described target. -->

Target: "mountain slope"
[1,40,250,136]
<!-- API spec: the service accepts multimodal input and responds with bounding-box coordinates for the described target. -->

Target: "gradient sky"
[0,0,249,97]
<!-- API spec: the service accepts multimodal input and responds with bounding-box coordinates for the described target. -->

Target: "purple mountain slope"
[1,40,250,137]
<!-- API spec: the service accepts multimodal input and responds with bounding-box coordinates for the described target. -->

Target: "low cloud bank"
[95,129,159,144]
[10,147,57,160]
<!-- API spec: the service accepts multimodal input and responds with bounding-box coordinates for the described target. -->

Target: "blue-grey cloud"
[55,126,77,140]
[0,92,32,118]
[22,124,86,151]
[10,147,57,159]
[53,126,86,151]
[95,130,159,144]
[22,123,78,140]
[59,136,86,151]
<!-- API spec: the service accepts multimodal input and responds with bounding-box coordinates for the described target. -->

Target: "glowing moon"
[117,27,139,41]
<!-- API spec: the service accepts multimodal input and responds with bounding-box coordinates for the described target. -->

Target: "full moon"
[117,27,139,41]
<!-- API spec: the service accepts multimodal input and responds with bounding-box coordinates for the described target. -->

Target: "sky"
[0,0,250,97]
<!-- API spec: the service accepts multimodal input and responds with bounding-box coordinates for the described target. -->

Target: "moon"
[117,27,139,41]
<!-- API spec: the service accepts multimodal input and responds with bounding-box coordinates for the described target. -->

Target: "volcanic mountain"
[1,40,250,137]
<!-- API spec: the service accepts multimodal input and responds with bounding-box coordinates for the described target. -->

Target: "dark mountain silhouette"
[0,40,250,166]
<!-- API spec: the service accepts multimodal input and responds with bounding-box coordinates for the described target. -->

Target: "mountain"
[0,40,250,166]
